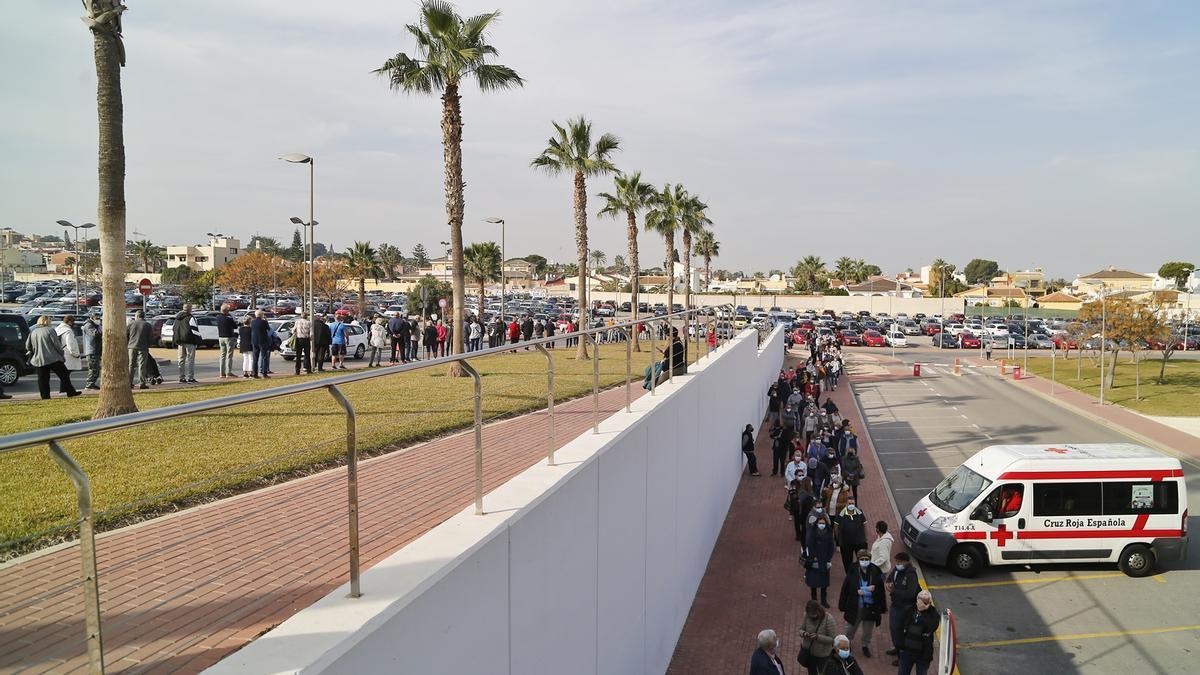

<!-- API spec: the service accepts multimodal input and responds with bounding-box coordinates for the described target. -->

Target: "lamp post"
[485,218,505,321]
[56,220,95,311]
[206,232,226,310]
[1099,282,1107,405]
[281,153,315,321]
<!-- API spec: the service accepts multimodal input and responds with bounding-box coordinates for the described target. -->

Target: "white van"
[901,444,1187,578]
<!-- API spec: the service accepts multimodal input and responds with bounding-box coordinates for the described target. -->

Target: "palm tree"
[463,241,502,316]
[693,229,720,291]
[612,254,626,273]
[376,0,523,373]
[252,236,282,256]
[645,183,689,317]
[531,116,620,359]
[344,241,380,317]
[86,0,136,418]
[589,249,607,272]
[679,193,711,309]
[833,256,855,283]
[790,255,826,293]
[130,239,161,273]
[598,171,656,351]
[377,243,402,281]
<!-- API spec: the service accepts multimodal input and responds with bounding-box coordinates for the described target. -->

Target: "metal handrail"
[1,303,733,675]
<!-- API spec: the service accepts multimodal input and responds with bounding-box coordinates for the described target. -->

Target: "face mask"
[847,504,856,511]
[859,560,869,568]
[895,564,906,571]
[838,649,851,660]
[814,506,823,512]
[817,523,827,530]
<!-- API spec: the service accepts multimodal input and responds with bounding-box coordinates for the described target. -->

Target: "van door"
[967,483,1028,563]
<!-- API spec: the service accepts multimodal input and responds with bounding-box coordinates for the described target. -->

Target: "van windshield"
[930,465,992,514]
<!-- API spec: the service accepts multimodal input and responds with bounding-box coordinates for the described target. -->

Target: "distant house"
[165,236,242,272]
[954,286,1029,307]
[1072,267,1153,297]
[846,276,922,298]
[1038,291,1084,312]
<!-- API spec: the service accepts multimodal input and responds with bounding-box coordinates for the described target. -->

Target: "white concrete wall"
[207,326,784,675]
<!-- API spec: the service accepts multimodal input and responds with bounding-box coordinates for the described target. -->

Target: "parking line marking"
[895,486,935,491]
[959,624,1200,649]
[1153,574,1166,584]
[926,571,1127,590]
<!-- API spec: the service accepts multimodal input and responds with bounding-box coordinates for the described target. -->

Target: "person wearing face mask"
[818,635,864,675]
[822,476,850,516]
[770,423,793,477]
[885,552,921,666]
[835,498,868,574]
[789,477,815,545]
[805,514,836,607]
[742,423,761,476]
[896,590,939,675]
[797,599,837,675]
[840,446,865,503]
[785,450,808,488]
[837,550,886,660]
[870,521,894,576]
[809,457,831,497]
[750,628,787,675]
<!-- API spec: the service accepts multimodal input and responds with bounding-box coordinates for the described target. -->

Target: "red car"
[922,322,943,336]
[960,332,981,349]
[839,330,862,346]
[862,330,885,347]
[791,329,808,345]
[1052,335,1078,350]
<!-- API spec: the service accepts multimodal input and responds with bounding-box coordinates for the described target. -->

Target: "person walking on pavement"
[885,552,921,666]
[217,305,238,378]
[805,513,836,608]
[797,599,837,675]
[871,522,894,576]
[330,314,349,370]
[174,305,200,383]
[819,635,865,675]
[127,311,153,388]
[312,314,331,371]
[292,313,313,374]
[838,549,887,659]
[237,316,254,377]
[896,591,939,675]
[250,310,271,378]
[81,314,102,390]
[985,339,993,361]
[26,316,80,399]
[741,423,760,476]
[835,498,868,574]
[750,629,787,675]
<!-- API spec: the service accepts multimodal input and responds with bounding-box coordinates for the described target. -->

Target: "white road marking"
[877,449,971,455]
[886,466,961,471]
[896,486,937,491]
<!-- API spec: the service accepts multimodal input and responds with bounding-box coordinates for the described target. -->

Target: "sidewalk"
[667,351,903,675]
[0,383,643,674]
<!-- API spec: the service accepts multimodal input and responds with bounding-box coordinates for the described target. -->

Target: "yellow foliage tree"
[217,251,279,307]
[1078,298,1164,387]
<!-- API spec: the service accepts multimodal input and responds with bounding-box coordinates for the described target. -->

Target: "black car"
[0,314,34,386]
[933,332,960,349]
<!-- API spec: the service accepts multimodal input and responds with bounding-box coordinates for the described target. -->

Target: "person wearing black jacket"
[838,550,887,658]
[667,328,687,375]
[543,317,555,348]
[835,499,868,574]
[408,318,420,360]
[217,306,238,378]
[388,315,409,364]
[82,314,102,389]
[741,423,760,476]
[423,321,438,359]
[885,552,921,664]
[250,311,271,378]
[749,629,787,675]
[237,316,254,377]
[767,383,781,426]
[311,315,332,371]
[770,423,792,476]
[521,315,534,349]
[896,591,938,675]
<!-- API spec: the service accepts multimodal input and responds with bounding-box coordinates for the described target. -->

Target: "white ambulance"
[901,444,1188,578]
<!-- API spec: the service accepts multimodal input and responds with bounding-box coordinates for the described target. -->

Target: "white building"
[165,236,243,272]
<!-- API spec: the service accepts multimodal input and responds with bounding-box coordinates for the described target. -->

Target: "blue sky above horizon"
[2,0,1198,280]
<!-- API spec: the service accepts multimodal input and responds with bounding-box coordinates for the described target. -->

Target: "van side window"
[1033,483,1102,517]
[1102,482,1179,516]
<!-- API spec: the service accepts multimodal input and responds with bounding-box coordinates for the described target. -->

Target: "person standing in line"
[487,315,501,349]
[292,313,313,374]
[468,317,483,352]
[797,599,837,675]
[805,512,836,608]
[127,310,152,389]
[174,304,200,383]
[26,315,80,399]
[329,314,349,370]
[841,443,864,502]
[81,314,102,390]
[435,319,448,357]
[250,310,271,378]
[388,313,407,364]
[896,591,939,675]
[789,475,815,546]
[424,320,439,359]
[741,423,760,476]
[238,316,254,377]
[885,552,921,666]
[508,315,521,349]
[217,305,238,379]
[767,383,781,426]
[750,629,787,675]
[835,498,868,574]
[822,635,865,675]
[770,423,792,477]
[521,314,534,349]
[838,550,887,660]
[407,317,420,360]
[544,315,556,348]
[55,316,83,376]
[0,331,10,399]
[368,317,388,367]
[311,314,331,371]
[870,521,894,576]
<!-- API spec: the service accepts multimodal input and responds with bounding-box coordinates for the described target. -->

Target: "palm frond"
[462,11,501,43]
[473,63,524,91]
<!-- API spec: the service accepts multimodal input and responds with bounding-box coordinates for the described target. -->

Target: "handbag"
[797,646,811,667]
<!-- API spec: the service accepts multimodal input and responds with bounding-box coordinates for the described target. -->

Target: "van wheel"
[1119,544,1155,577]
[948,544,985,578]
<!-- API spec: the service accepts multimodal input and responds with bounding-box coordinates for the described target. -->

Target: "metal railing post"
[623,327,633,412]
[649,319,658,396]
[533,343,556,465]
[47,441,104,675]
[589,333,600,433]
[459,359,485,514]
[325,385,361,598]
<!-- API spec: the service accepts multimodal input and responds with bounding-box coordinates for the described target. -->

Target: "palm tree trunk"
[358,277,366,318]
[442,82,467,376]
[91,8,136,419]
[626,210,640,352]
[573,170,590,359]
[664,233,675,325]
[704,255,712,292]
[682,229,693,310]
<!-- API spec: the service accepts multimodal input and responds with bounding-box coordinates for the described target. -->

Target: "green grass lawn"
[0,344,688,553]
[1023,355,1200,417]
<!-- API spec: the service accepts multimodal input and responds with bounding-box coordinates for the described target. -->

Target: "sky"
[2,0,1198,281]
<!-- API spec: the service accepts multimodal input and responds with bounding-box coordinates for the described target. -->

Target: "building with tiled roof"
[1073,267,1153,297]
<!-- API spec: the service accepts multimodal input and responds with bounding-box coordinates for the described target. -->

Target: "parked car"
[839,330,862,346]
[160,314,222,348]
[886,331,908,348]
[959,332,982,349]
[862,330,886,347]
[1028,335,1055,349]
[282,320,369,361]
[0,314,34,386]
[932,332,960,349]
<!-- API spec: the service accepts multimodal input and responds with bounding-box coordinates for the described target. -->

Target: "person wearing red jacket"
[508,318,521,347]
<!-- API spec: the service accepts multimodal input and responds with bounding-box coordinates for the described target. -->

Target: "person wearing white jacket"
[367,317,388,367]
[55,316,83,371]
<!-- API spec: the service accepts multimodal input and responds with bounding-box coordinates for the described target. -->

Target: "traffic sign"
[438,298,447,308]
[138,278,153,296]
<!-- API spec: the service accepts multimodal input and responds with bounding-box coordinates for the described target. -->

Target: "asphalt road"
[846,346,1200,674]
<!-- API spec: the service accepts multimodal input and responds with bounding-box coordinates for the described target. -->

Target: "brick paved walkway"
[0,383,644,674]
[668,351,905,675]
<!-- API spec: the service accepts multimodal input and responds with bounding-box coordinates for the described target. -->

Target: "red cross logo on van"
[917,508,928,519]
[990,524,1014,547]
[1045,447,1069,454]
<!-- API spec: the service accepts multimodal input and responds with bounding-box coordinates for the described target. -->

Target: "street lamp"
[206,232,226,310]
[485,218,505,321]
[281,153,315,321]
[56,220,95,310]
[1099,282,1108,405]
